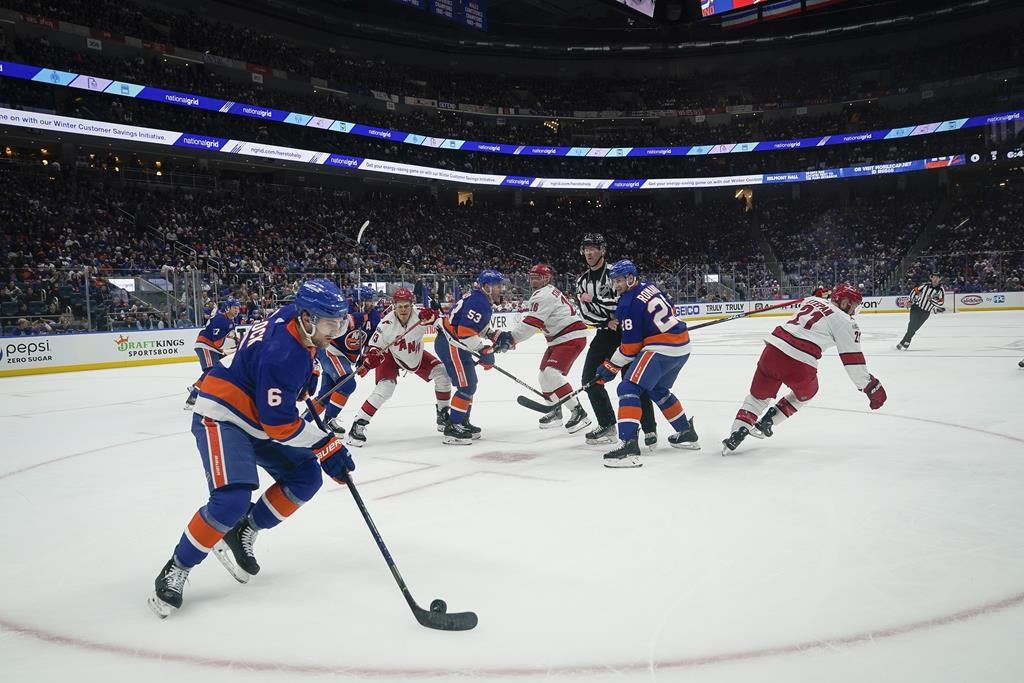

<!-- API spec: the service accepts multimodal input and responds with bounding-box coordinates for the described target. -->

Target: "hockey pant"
[434,333,478,425]
[172,414,324,569]
[190,347,225,397]
[314,348,357,421]
[356,351,451,422]
[900,305,930,346]
[732,344,819,433]
[581,328,657,431]
[538,338,587,412]
[616,352,691,442]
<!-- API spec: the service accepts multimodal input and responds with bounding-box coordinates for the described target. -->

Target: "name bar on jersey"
[0,107,966,190]
[0,59,1015,160]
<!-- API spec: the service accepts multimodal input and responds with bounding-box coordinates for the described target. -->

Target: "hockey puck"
[430,599,447,614]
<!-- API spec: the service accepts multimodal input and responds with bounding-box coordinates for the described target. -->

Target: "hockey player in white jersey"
[722,283,887,455]
[494,263,592,433]
[347,288,451,446]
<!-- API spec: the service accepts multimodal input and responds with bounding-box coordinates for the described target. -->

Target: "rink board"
[3,292,1021,377]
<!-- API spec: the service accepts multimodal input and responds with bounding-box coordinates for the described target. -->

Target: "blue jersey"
[195,312,236,352]
[194,304,326,449]
[328,309,380,362]
[442,289,493,352]
[610,281,691,367]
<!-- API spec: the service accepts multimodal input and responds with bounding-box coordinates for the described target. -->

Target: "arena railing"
[1,59,1019,162]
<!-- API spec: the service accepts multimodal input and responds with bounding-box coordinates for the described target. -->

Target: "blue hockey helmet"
[608,259,638,280]
[351,285,379,302]
[224,297,241,309]
[295,279,348,318]
[476,269,504,287]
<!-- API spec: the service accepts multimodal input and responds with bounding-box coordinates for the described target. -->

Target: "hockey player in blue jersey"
[434,270,501,445]
[594,260,700,468]
[149,279,356,618]
[185,298,241,409]
[312,286,382,435]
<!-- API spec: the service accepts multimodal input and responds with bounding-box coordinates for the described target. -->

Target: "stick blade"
[516,395,552,414]
[414,606,478,631]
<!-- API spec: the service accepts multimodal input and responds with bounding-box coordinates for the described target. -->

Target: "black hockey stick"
[515,298,805,414]
[440,326,547,399]
[305,398,479,631]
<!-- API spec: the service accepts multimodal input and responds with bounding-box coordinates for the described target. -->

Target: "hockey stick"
[516,298,805,414]
[304,399,478,632]
[304,320,428,417]
[440,326,547,399]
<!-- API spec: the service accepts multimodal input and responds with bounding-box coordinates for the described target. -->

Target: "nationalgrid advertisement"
[0,59,1018,160]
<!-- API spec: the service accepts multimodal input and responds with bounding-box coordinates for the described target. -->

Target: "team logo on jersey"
[960,295,983,306]
[345,330,367,351]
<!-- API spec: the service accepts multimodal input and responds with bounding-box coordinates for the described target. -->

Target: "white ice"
[2,311,1024,683]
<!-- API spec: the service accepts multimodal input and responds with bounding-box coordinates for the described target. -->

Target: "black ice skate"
[538,406,563,429]
[347,418,369,447]
[896,341,910,351]
[184,387,197,411]
[436,406,450,432]
[443,421,474,445]
[721,426,750,456]
[463,419,482,440]
[1018,359,1024,368]
[753,407,778,438]
[644,431,658,451]
[603,439,642,468]
[668,420,700,450]
[148,558,190,618]
[213,516,260,583]
[564,406,592,434]
[325,416,346,436]
[585,424,616,445]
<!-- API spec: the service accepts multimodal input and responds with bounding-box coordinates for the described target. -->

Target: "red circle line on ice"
[1,408,1022,677]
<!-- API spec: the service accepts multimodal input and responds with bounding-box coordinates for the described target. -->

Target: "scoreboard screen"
[699,0,768,18]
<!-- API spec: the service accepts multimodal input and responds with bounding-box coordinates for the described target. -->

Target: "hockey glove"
[493,331,515,353]
[363,347,385,370]
[417,308,439,325]
[595,360,620,385]
[863,375,887,410]
[478,346,495,370]
[314,436,355,484]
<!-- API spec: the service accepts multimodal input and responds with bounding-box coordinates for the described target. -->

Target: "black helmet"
[579,233,606,254]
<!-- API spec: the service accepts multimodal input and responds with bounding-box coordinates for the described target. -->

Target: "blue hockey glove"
[314,436,355,484]
[595,360,620,385]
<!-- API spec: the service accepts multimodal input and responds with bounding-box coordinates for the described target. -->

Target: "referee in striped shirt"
[897,272,946,350]
[575,233,657,446]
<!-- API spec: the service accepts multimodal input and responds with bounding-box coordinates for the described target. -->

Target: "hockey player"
[575,233,658,448]
[149,279,355,618]
[185,298,241,409]
[314,287,382,435]
[722,283,887,455]
[434,270,501,445]
[494,263,591,433]
[594,260,699,468]
[897,272,945,350]
[347,288,450,446]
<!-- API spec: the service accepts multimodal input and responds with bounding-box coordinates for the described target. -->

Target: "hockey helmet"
[476,269,504,287]
[831,283,863,311]
[295,279,348,319]
[392,287,415,303]
[579,233,606,254]
[608,259,639,280]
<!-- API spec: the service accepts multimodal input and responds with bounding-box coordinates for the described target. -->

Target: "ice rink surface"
[2,311,1024,683]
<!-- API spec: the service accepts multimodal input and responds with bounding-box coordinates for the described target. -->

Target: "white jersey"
[765,296,872,390]
[510,284,589,346]
[368,308,430,371]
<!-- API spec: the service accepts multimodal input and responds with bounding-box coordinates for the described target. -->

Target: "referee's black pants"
[581,328,656,432]
[900,304,930,346]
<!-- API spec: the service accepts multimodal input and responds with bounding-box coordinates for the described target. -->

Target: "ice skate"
[436,406,450,432]
[667,420,700,450]
[148,558,190,618]
[753,407,778,438]
[643,431,658,451]
[213,516,260,583]
[325,416,346,437]
[564,405,592,434]
[347,418,368,447]
[538,406,563,429]
[721,426,750,456]
[585,424,616,445]
[442,421,474,445]
[603,439,642,468]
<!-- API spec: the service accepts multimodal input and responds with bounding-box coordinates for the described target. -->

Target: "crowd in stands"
[2,0,1023,115]
[3,159,1020,337]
